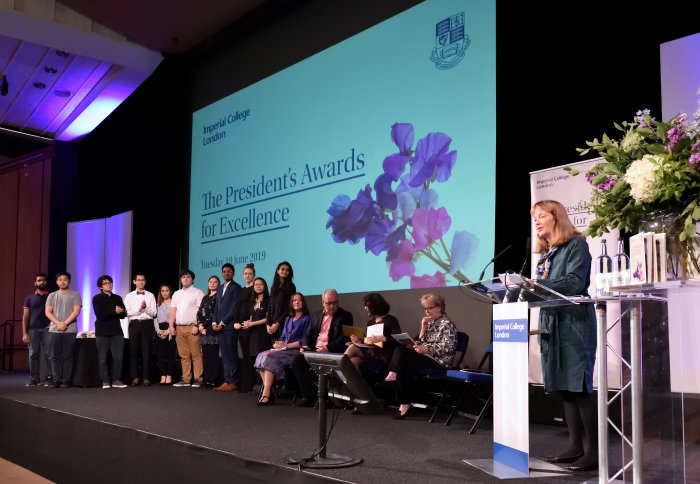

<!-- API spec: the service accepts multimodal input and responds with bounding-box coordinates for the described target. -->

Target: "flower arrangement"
[567,89,700,276]
[325,123,478,288]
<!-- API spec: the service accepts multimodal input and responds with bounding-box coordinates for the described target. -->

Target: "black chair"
[430,343,493,433]
[417,331,469,412]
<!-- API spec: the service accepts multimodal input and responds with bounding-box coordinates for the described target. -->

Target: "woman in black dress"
[234,263,256,392]
[266,261,296,339]
[197,275,220,388]
[235,277,269,392]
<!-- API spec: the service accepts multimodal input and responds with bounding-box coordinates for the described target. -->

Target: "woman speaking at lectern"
[530,200,597,472]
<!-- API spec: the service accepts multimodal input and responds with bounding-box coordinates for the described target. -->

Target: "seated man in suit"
[290,289,353,406]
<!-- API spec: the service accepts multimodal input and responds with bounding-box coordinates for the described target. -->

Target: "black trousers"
[128,319,154,380]
[290,353,317,400]
[153,335,177,376]
[201,344,220,384]
[96,334,125,384]
[388,346,443,404]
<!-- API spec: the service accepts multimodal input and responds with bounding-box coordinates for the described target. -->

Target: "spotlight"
[1,75,8,96]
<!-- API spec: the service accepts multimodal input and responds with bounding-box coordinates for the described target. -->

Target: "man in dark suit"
[291,289,353,406]
[213,263,241,391]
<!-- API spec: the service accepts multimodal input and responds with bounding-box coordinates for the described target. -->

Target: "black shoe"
[257,395,274,406]
[392,407,412,420]
[293,398,314,408]
[52,381,62,388]
[542,452,583,464]
[565,456,598,472]
[60,382,72,388]
[26,380,38,387]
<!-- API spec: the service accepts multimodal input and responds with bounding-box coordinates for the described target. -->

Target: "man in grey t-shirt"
[45,272,82,388]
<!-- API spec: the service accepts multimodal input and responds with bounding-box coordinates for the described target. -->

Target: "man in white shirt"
[169,269,205,387]
[124,272,157,386]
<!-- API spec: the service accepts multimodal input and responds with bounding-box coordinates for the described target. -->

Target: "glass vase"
[638,211,700,281]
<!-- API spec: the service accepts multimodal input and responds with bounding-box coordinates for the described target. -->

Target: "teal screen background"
[189,0,496,294]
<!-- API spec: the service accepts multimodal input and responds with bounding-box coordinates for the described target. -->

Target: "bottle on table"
[595,239,612,297]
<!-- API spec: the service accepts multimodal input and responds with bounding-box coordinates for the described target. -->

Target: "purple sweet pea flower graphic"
[449,231,478,275]
[408,132,456,187]
[391,123,414,155]
[388,239,416,281]
[326,123,477,288]
[326,186,394,249]
[382,123,415,181]
[374,173,398,211]
[364,214,398,256]
[411,207,451,251]
[410,271,446,288]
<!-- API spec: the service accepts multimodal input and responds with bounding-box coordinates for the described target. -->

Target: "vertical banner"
[67,211,133,335]
[493,301,529,475]
[529,159,621,389]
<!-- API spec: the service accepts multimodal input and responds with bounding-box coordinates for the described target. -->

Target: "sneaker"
[43,380,53,387]
[191,381,202,388]
[173,380,191,387]
[26,380,38,387]
[102,382,112,389]
[112,380,127,388]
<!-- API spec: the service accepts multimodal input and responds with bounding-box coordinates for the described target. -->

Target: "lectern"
[462,274,583,479]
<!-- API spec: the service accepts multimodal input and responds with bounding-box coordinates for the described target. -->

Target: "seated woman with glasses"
[384,293,457,419]
[344,292,402,376]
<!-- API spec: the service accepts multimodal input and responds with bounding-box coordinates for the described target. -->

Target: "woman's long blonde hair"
[531,200,581,252]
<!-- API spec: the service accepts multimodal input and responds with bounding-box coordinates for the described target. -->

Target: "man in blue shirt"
[22,273,52,387]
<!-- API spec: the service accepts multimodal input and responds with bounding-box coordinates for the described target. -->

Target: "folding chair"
[418,331,469,419]
[439,343,493,433]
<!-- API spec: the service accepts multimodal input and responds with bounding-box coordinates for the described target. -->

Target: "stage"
[0,372,601,484]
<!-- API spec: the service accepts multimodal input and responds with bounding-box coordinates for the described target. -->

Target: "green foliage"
[568,111,700,237]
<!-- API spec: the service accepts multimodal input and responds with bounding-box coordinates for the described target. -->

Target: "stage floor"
[0,372,602,484]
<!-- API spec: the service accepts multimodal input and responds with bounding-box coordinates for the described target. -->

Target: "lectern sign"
[493,318,528,342]
[492,302,529,474]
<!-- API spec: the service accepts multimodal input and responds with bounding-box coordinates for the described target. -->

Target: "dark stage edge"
[0,373,601,484]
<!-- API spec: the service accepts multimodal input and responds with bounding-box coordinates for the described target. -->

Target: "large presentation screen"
[189,0,496,294]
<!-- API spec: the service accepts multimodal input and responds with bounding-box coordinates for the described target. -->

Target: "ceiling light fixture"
[54,89,71,98]
[33,82,46,89]
[44,67,58,74]
[55,50,69,58]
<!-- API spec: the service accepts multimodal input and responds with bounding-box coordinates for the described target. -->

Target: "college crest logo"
[430,12,470,70]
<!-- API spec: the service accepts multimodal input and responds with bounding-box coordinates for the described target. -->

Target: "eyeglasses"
[422,305,438,311]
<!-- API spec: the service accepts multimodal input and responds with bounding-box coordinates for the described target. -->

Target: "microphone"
[518,237,531,275]
[478,244,512,281]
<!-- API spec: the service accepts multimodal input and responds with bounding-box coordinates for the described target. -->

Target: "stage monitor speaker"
[303,352,383,415]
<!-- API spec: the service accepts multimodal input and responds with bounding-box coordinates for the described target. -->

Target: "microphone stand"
[478,245,512,282]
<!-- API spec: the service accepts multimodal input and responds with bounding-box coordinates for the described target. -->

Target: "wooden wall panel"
[0,170,19,325]
[15,161,46,321]
[0,148,52,372]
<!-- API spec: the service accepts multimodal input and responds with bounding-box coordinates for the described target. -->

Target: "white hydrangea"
[624,155,663,203]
